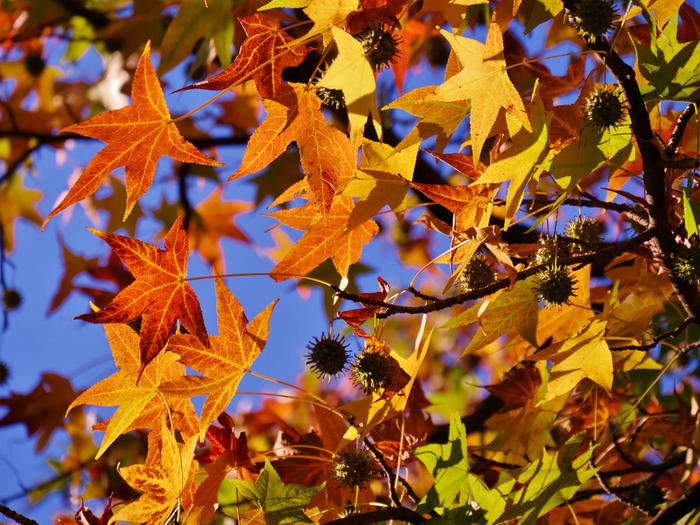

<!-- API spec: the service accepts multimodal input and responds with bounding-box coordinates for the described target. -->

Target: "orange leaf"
[232,83,356,216]
[66,324,198,458]
[270,196,378,280]
[111,418,199,524]
[43,42,221,228]
[177,13,310,99]
[161,279,277,437]
[75,217,209,378]
[338,276,390,327]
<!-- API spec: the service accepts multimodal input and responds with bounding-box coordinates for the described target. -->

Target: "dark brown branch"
[598,452,685,478]
[609,317,694,351]
[363,438,402,507]
[664,103,697,158]
[176,164,194,231]
[333,229,656,318]
[324,507,427,524]
[520,196,634,214]
[0,503,39,525]
[648,479,700,525]
[561,0,700,322]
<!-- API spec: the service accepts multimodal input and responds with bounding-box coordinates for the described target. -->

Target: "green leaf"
[631,14,700,102]
[159,0,236,74]
[683,183,700,237]
[218,458,323,525]
[443,279,539,353]
[496,434,597,525]
[258,0,312,10]
[416,413,510,522]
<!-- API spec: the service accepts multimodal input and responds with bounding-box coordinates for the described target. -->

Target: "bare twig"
[0,503,39,525]
[648,479,700,525]
[324,507,427,524]
[664,103,697,158]
[609,317,694,351]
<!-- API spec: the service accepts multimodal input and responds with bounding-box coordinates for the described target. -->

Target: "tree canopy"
[1,0,700,523]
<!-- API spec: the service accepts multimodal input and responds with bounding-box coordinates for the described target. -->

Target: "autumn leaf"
[0,373,76,451]
[472,81,550,222]
[0,173,41,252]
[176,13,310,100]
[42,42,221,228]
[232,83,356,216]
[533,318,613,400]
[270,196,378,280]
[433,19,530,163]
[110,418,199,524]
[338,276,390,327]
[385,85,470,152]
[161,278,277,437]
[302,0,360,44]
[317,26,380,144]
[75,217,209,378]
[65,323,198,458]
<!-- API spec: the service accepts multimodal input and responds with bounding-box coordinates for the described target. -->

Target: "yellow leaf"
[302,0,359,45]
[535,319,613,400]
[434,19,530,163]
[319,27,381,144]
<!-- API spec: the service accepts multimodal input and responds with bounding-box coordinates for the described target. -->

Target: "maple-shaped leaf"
[385,85,470,152]
[66,323,198,458]
[0,173,42,252]
[433,19,530,163]
[302,0,360,45]
[0,373,76,451]
[270,196,378,280]
[232,83,356,216]
[161,278,277,437]
[338,276,390,327]
[176,13,310,100]
[111,418,199,524]
[473,81,550,222]
[43,42,222,228]
[533,318,613,401]
[75,217,209,378]
[220,458,323,525]
[318,26,381,144]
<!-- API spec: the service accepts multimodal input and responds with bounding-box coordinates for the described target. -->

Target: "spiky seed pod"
[305,333,350,380]
[565,217,604,254]
[315,86,346,111]
[674,246,700,286]
[354,24,401,70]
[2,289,21,311]
[568,0,616,39]
[532,236,570,266]
[351,350,392,394]
[533,265,577,307]
[333,448,378,488]
[24,54,45,77]
[0,362,8,385]
[584,89,625,132]
[457,253,494,292]
[635,481,665,515]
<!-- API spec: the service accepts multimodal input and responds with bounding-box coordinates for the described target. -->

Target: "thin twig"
[324,507,427,524]
[363,438,402,507]
[664,103,697,158]
[648,479,700,525]
[0,503,40,525]
[609,317,694,351]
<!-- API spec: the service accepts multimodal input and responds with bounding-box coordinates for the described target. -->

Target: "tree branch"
[609,317,694,351]
[664,103,697,158]
[648,479,700,525]
[332,230,656,317]
[0,503,39,525]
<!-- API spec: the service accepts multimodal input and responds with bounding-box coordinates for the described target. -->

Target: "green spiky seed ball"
[333,448,378,488]
[565,217,604,254]
[2,289,21,311]
[0,362,8,385]
[532,236,570,266]
[457,253,494,292]
[351,351,391,394]
[305,333,350,380]
[354,24,401,70]
[533,265,577,307]
[674,246,700,286]
[568,0,616,38]
[584,89,625,132]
